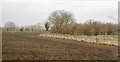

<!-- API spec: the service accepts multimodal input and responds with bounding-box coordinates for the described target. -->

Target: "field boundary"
[39,33,118,46]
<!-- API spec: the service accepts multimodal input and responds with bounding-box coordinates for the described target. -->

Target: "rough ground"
[2,32,118,60]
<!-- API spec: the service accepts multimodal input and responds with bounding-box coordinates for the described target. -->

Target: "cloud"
[1,0,118,26]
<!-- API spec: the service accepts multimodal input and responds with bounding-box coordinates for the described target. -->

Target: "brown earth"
[2,32,118,60]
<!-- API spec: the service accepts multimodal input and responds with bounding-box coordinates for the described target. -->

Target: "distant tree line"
[2,10,118,36]
[2,21,44,32]
[50,20,118,35]
[47,10,118,36]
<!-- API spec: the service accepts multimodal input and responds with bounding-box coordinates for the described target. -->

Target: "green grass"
[98,35,120,39]
[111,35,119,39]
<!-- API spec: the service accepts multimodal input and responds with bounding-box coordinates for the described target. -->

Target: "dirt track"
[2,32,118,60]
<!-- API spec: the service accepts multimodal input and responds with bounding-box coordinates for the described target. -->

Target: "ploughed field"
[2,32,118,60]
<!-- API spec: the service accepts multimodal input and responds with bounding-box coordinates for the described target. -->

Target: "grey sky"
[1,0,118,27]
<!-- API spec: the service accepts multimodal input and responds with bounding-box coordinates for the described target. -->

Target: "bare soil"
[2,32,118,60]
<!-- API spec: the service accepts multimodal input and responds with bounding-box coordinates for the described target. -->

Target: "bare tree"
[4,21,16,31]
[48,10,75,33]
[106,23,115,35]
[37,22,41,32]
[0,27,1,31]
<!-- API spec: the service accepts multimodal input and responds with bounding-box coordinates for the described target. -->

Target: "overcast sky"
[0,0,119,27]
